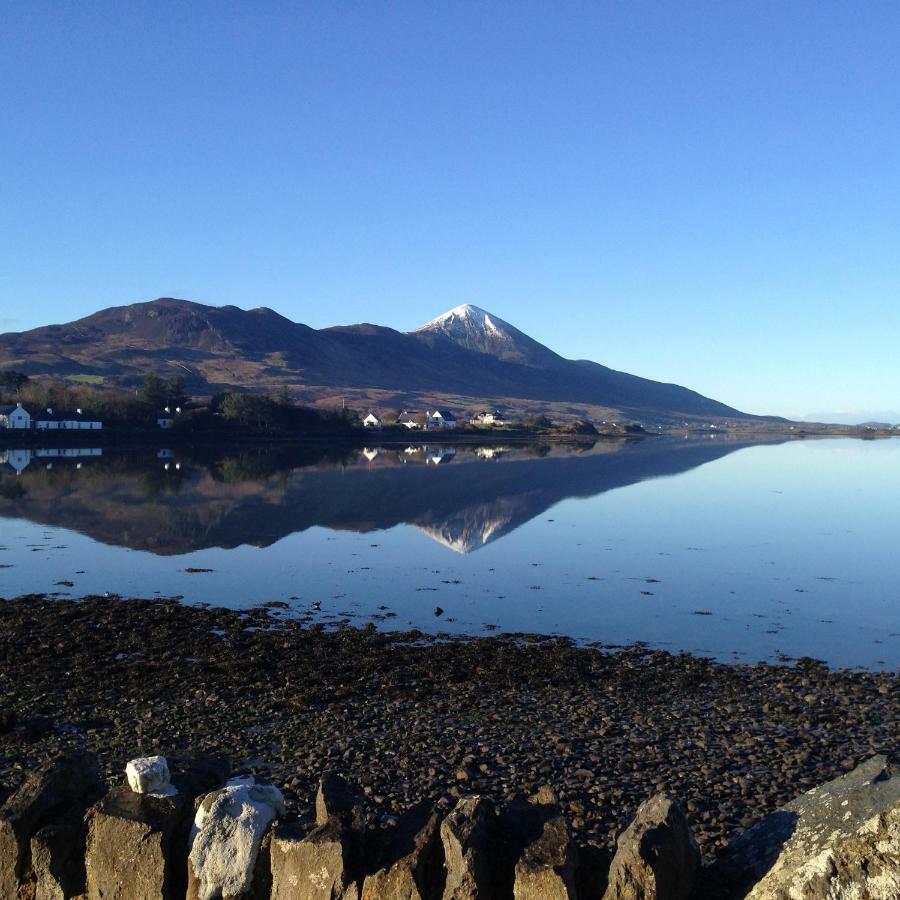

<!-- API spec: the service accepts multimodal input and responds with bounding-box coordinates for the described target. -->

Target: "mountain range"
[0,297,766,422]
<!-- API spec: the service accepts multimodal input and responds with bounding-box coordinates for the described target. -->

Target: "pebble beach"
[0,594,896,863]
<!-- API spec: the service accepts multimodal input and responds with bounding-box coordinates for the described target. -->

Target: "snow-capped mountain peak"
[416,304,501,333]
[412,304,559,366]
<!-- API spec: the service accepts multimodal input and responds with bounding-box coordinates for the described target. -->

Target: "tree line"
[0,371,185,426]
[0,370,360,433]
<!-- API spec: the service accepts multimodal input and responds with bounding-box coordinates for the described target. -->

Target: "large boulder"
[187,776,285,900]
[602,792,700,900]
[710,755,900,899]
[783,803,899,900]
[361,801,443,900]
[506,788,577,900]
[84,785,190,900]
[440,795,495,900]
[0,750,102,899]
[270,819,361,900]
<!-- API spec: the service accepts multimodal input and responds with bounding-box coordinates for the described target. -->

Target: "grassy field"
[64,374,106,384]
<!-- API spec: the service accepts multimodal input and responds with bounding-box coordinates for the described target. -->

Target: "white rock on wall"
[125,756,178,797]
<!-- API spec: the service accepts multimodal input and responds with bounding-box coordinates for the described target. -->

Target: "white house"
[361,447,381,462]
[470,410,504,426]
[62,409,102,430]
[34,408,102,430]
[398,411,423,430]
[0,402,32,429]
[426,410,457,430]
[362,412,383,430]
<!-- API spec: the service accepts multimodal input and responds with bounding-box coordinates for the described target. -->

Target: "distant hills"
[0,297,769,423]
[801,411,900,427]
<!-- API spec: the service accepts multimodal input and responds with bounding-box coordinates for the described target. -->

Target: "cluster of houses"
[363,409,458,431]
[0,402,103,431]
[362,409,505,431]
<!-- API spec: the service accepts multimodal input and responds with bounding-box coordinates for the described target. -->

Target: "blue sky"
[2,2,899,419]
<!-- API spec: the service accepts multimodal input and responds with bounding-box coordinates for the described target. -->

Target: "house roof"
[0,405,22,416]
[398,412,420,422]
[432,410,456,420]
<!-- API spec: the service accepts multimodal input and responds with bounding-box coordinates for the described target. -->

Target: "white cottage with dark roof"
[0,403,32,429]
[426,410,457,430]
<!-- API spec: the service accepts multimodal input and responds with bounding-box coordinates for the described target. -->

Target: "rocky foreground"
[0,594,897,895]
[2,750,898,898]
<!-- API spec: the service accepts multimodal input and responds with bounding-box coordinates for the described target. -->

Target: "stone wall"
[0,752,896,899]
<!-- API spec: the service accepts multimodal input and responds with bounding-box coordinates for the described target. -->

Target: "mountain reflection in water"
[3,437,899,669]
[1,438,760,556]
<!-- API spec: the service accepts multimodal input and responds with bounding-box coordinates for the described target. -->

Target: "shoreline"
[2,423,895,451]
[0,594,896,863]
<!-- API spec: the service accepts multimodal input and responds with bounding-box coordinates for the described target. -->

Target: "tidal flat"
[0,594,895,862]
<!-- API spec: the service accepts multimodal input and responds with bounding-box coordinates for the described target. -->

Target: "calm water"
[1,437,898,670]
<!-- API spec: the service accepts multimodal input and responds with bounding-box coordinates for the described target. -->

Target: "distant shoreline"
[1,422,895,450]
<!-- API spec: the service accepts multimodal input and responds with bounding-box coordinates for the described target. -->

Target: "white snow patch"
[482,313,503,336]
[415,303,509,334]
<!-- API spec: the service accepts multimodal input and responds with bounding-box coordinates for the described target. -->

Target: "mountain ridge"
[0,297,770,423]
